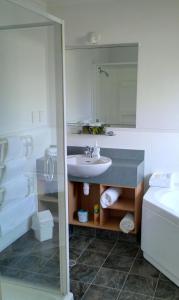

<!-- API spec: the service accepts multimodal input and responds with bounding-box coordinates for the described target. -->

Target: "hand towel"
[100,187,121,208]
[0,158,27,184]
[149,172,172,188]
[119,213,135,233]
[0,175,29,208]
[0,194,37,237]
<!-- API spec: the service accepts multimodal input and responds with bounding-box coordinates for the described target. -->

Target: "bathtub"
[141,187,179,286]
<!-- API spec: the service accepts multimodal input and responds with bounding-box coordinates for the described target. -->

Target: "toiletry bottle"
[93,141,100,159]
[94,204,100,224]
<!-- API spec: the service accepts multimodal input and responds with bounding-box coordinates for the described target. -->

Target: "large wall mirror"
[66,43,138,128]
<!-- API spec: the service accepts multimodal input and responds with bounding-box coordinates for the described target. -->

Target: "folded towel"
[119,213,135,233]
[171,172,179,189]
[0,175,30,209]
[149,172,172,188]
[0,158,27,184]
[0,194,37,237]
[100,187,121,208]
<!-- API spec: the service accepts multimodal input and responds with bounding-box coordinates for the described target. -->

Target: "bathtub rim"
[143,187,179,226]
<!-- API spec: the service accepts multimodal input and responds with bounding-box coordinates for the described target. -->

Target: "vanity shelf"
[68,181,144,234]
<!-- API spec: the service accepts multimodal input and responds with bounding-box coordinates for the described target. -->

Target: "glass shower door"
[0,1,70,299]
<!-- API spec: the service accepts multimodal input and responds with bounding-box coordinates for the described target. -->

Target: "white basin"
[67,154,112,178]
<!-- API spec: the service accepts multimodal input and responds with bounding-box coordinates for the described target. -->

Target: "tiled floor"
[1,226,179,300]
[0,225,60,291]
[70,227,179,300]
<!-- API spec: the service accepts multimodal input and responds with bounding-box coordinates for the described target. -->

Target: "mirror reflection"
[66,44,138,128]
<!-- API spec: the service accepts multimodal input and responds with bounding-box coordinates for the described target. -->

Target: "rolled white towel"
[100,187,121,208]
[149,172,172,188]
[120,213,135,233]
[0,158,27,184]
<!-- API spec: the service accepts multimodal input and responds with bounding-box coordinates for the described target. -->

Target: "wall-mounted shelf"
[68,181,144,234]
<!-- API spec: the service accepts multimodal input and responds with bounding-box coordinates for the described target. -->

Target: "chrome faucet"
[84,146,94,158]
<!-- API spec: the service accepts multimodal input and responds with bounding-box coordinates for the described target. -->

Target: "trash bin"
[32,210,54,242]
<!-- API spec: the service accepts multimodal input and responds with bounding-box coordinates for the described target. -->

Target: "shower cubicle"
[0,0,71,299]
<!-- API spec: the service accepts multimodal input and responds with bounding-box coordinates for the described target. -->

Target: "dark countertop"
[67,147,144,188]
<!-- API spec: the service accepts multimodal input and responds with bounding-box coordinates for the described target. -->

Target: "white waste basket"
[32,210,54,242]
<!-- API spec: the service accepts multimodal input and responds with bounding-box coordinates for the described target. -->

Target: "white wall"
[0,27,48,133]
[0,24,57,161]
[47,0,179,182]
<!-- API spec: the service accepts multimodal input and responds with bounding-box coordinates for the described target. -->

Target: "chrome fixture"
[98,67,109,77]
[84,146,94,158]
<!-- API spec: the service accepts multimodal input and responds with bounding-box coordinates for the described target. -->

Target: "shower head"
[98,67,109,77]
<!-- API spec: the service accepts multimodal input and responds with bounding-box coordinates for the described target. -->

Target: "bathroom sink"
[67,154,112,178]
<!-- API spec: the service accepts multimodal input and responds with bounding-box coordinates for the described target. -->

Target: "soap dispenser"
[93,141,100,159]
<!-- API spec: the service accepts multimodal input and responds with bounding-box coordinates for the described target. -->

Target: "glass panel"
[0,1,68,299]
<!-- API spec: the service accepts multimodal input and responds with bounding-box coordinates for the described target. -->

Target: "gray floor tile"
[15,255,49,273]
[159,272,170,282]
[83,285,119,300]
[0,255,22,269]
[87,238,115,254]
[78,250,107,267]
[118,291,153,300]
[69,236,93,250]
[94,267,127,289]
[73,226,96,237]
[124,274,157,296]
[70,248,83,261]
[31,244,58,258]
[40,256,60,277]
[0,266,26,279]
[70,280,89,300]
[118,232,138,244]
[111,241,139,258]
[96,229,118,240]
[22,272,60,289]
[136,249,144,259]
[130,258,160,278]
[155,279,179,299]
[70,263,99,283]
[103,254,134,272]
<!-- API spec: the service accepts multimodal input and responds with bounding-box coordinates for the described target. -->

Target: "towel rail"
[0,139,8,163]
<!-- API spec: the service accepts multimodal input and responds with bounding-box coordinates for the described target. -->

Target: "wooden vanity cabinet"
[68,181,144,234]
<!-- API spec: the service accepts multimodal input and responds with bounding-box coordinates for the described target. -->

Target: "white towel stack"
[119,213,135,233]
[100,187,122,208]
[149,172,172,188]
[0,194,37,237]
[0,175,31,209]
[0,135,34,210]
[0,158,27,184]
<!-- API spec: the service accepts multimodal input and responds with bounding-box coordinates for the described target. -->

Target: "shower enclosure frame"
[0,0,71,299]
